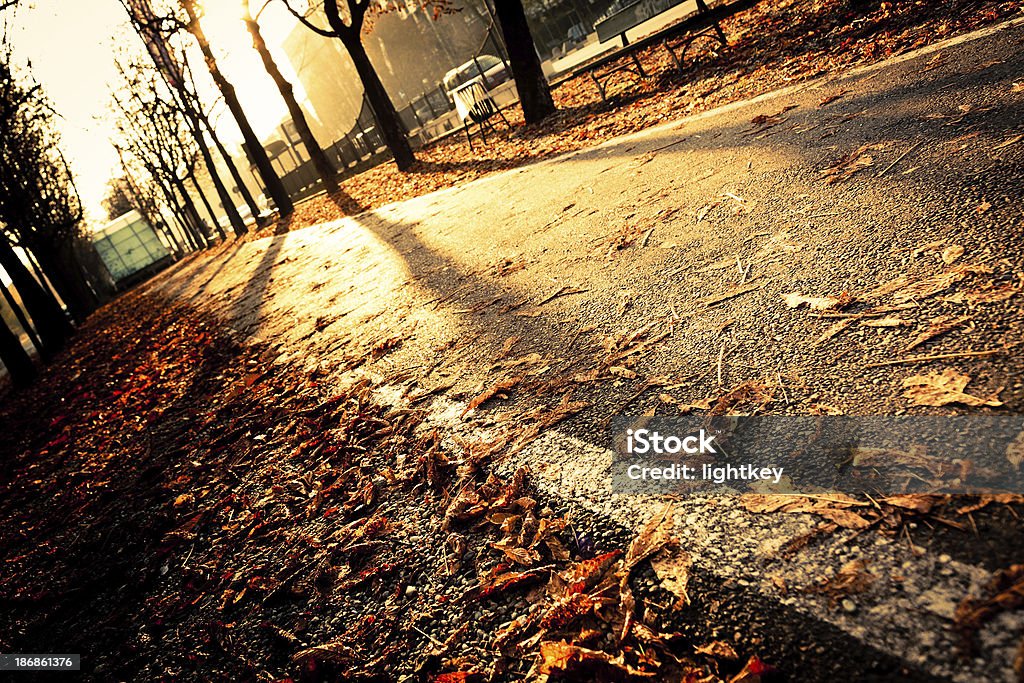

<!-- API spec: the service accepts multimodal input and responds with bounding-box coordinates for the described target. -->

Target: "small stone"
[938,554,951,564]
[841,598,857,613]
[405,585,418,597]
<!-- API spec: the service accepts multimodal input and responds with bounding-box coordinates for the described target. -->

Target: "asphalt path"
[154,17,1024,681]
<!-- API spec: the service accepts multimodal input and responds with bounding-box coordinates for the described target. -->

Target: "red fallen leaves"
[560,550,624,595]
[461,376,521,417]
[954,563,1024,653]
[430,672,486,683]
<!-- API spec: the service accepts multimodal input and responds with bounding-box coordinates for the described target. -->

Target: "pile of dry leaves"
[0,290,770,681]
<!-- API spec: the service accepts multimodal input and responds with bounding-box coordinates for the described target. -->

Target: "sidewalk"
[152,18,1024,681]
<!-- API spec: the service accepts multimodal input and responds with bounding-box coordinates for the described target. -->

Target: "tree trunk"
[30,242,98,324]
[156,176,198,252]
[1,283,44,361]
[186,110,245,240]
[184,2,294,216]
[493,0,556,124]
[173,177,209,248]
[72,238,117,304]
[243,5,342,195]
[0,238,71,355]
[0,313,34,388]
[341,36,416,172]
[190,174,227,241]
[195,108,262,224]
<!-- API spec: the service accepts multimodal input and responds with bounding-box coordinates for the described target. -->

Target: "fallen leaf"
[650,545,690,609]
[943,282,1019,305]
[729,655,775,682]
[822,144,876,184]
[623,504,676,575]
[782,291,854,311]
[609,365,638,379]
[1007,431,1024,470]
[901,368,1003,407]
[695,640,738,659]
[742,494,872,529]
[904,315,971,352]
[891,264,990,303]
[941,245,965,264]
[814,317,857,345]
[809,559,876,602]
[955,564,1024,654]
[922,53,946,72]
[818,90,850,107]
[461,377,520,417]
[537,640,652,677]
[860,317,907,328]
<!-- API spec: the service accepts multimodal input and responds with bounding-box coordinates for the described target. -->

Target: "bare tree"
[244,0,344,196]
[282,0,422,172]
[178,0,294,215]
[103,177,136,220]
[0,45,96,334]
[110,55,214,250]
[120,3,252,237]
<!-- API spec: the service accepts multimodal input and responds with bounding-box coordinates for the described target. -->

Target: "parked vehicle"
[442,55,510,96]
[218,195,271,229]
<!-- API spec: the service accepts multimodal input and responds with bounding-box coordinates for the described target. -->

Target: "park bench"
[556,0,759,102]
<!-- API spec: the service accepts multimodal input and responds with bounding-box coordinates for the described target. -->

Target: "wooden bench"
[556,0,758,102]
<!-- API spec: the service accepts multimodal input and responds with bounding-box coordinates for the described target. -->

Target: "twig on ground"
[876,140,924,178]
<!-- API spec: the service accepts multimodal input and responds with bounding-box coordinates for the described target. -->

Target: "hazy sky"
[6,0,304,224]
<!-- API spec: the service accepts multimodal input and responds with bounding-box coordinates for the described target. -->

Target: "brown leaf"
[650,545,691,609]
[822,144,877,184]
[941,245,965,264]
[782,291,854,311]
[817,90,850,107]
[537,640,653,677]
[904,315,971,352]
[742,494,872,529]
[623,504,676,574]
[1007,431,1024,471]
[729,655,775,682]
[814,317,856,345]
[461,377,520,417]
[891,264,990,303]
[809,559,875,601]
[881,494,944,513]
[860,316,907,328]
[901,368,1003,407]
[955,564,1024,653]
[695,640,739,659]
[942,281,1019,305]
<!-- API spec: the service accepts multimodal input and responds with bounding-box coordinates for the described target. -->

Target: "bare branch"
[279,0,338,37]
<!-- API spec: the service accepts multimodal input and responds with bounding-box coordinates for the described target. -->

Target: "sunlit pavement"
[151,17,1024,681]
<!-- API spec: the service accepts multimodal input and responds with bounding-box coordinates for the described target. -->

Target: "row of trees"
[113,0,555,236]
[0,7,110,386]
[0,0,556,388]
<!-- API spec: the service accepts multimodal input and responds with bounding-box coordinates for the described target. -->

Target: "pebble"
[842,598,857,613]
[405,585,418,597]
